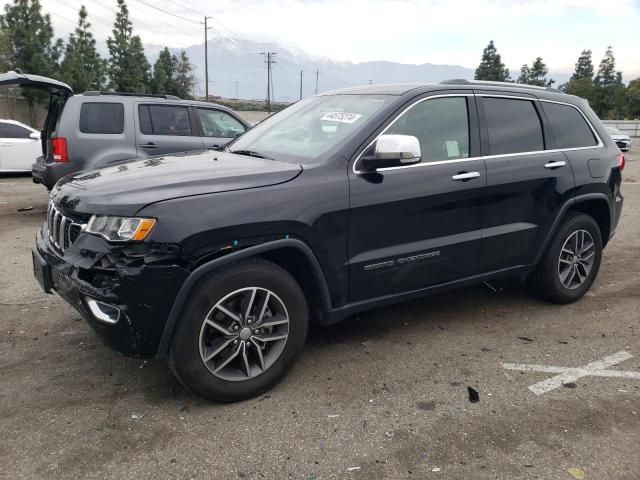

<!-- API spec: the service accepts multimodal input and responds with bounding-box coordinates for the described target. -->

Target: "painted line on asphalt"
[502,351,639,395]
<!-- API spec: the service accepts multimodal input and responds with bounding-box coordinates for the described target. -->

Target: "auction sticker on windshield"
[321,112,363,124]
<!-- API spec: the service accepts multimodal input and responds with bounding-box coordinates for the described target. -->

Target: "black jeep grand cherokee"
[33,80,625,402]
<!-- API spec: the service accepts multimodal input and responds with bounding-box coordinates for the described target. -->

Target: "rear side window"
[138,105,193,136]
[79,103,124,134]
[0,123,32,138]
[483,97,544,155]
[542,102,598,149]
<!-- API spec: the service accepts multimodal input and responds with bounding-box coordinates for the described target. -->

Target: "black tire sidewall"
[170,261,309,402]
[540,213,603,303]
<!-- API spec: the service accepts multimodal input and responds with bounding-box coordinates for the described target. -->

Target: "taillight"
[51,137,68,162]
[617,153,625,171]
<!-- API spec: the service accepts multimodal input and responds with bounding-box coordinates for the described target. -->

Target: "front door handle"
[451,171,480,181]
[544,160,566,169]
[141,143,157,149]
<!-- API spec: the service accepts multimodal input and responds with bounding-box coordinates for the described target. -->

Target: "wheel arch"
[155,238,331,359]
[534,193,612,265]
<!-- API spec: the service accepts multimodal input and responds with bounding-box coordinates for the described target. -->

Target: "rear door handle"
[544,160,566,169]
[451,171,480,181]
[141,143,157,149]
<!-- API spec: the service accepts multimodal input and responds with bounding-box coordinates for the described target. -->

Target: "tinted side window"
[138,105,193,136]
[79,103,124,134]
[196,108,246,138]
[386,96,470,162]
[0,123,32,138]
[483,98,544,155]
[542,102,597,149]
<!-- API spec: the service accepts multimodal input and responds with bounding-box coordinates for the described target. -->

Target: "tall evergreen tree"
[517,57,554,87]
[593,46,622,117]
[107,0,150,93]
[626,78,640,119]
[0,0,63,123]
[174,50,195,99]
[60,6,105,92]
[152,47,176,95]
[570,49,594,81]
[474,40,510,81]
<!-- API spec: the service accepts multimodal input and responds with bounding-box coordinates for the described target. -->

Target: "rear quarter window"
[482,97,544,155]
[541,102,598,149]
[79,103,124,134]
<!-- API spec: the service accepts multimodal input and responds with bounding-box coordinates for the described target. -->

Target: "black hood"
[52,150,302,216]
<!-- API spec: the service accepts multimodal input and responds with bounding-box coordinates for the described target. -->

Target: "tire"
[169,258,309,402]
[527,212,603,304]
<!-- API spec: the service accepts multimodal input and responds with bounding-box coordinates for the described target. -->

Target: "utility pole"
[261,51,277,113]
[315,69,319,95]
[299,70,303,100]
[202,16,212,101]
[235,81,239,100]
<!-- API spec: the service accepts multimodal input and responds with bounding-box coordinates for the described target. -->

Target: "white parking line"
[502,351,640,395]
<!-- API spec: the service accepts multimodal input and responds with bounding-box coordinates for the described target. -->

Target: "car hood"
[52,150,302,216]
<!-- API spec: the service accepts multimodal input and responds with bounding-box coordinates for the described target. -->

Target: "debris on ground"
[346,466,361,471]
[567,466,585,479]
[517,336,534,342]
[327,414,339,418]
[431,467,441,472]
[17,206,33,212]
[131,413,145,420]
[467,387,480,403]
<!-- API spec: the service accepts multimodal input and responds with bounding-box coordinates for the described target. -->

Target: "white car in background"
[605,126,632,152]
[0,119,41,172]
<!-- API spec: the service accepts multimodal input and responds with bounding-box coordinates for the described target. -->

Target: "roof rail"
[440,79,560,92]
[81,91,181,100]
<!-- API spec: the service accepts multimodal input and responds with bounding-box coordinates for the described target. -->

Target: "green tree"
[152,47,176,95]
[0,0,63,124]
[107,0,150,93]
[474,40,510,81]
[174,50,195,99]
[60,6,105,92]
[626,78,640,119]
[517,57,554,87]
[570,49,594,81]
[593,46,624,118]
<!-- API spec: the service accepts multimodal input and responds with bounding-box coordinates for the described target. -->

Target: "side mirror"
[361,134,421,171]
[29,132,40,140]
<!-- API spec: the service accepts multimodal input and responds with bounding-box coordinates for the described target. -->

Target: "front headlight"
[86,216,156,242]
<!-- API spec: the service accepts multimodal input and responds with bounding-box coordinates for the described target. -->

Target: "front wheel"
[527,212,603,304]
[169,259,309,402]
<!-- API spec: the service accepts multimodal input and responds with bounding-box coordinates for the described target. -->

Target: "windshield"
[228,94,394,164]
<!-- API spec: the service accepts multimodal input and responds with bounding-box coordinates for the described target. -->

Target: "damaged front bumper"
[33,225,190,358]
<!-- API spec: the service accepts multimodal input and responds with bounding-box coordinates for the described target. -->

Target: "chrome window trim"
[353,93,604,175]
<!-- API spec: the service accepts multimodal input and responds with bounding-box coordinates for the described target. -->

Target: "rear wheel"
[169,259,309,402]
[527,212,603,303]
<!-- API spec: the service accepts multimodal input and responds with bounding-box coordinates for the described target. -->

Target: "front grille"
[47,201,86,253]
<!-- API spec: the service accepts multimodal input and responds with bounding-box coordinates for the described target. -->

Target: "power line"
[129,0,200,24]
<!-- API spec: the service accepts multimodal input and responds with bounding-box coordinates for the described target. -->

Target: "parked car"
[0,71,250,189]
[32,79,624,402]
[0,119,41,172]
[605,126,631,151]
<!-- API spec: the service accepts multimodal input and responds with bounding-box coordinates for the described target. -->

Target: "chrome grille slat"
[46,201,85,254]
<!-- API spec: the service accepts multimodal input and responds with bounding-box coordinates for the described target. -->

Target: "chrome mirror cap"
[375,134,422,163]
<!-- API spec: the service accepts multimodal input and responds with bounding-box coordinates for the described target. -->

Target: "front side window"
[483,97,544,155]
[0,123,32,138]
[79,103,124,134]
[138,105,193,136]
[228,94,394,164]
[197,108,246,138]
[542,102,597,149]
[385,96,470,162]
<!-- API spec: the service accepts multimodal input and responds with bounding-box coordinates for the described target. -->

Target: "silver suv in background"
[0,72,250,190]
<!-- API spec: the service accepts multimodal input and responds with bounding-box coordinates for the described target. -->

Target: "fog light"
[85,298,120,324]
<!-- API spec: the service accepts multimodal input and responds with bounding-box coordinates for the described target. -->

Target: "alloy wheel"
[557,229,595,290]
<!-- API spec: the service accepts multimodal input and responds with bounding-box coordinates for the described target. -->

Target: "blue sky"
[41,0,640,80]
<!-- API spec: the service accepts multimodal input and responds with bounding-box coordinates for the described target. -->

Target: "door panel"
[477,95,575,272]
[136,103,203,156]
[348,94,485,302]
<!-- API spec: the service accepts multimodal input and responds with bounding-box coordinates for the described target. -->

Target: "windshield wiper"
[229,149,273,160]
